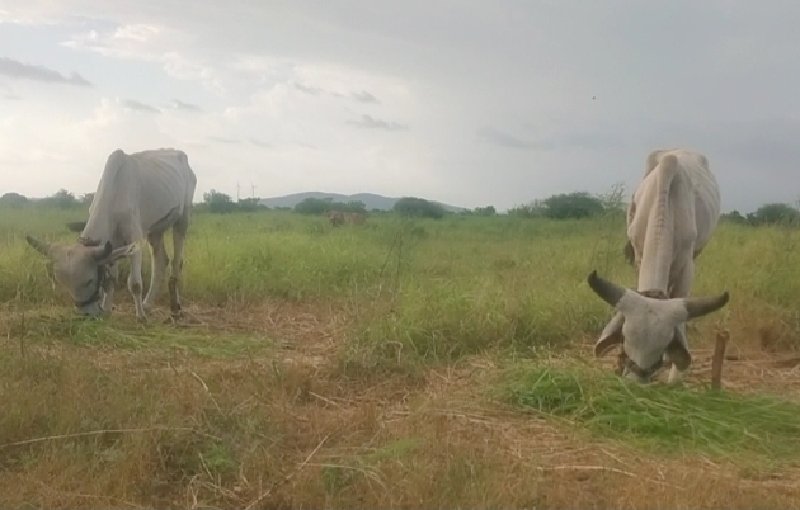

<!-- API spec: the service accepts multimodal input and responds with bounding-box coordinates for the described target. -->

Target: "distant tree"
[237,197,262,212]
[750,203,800,225]
[294,197,366,215]
[474,205,496,216]
[343,200,367,213]
[720,210,748,225]
[597,183,627,219]
[542,192,604,219]
[508,201,545,218]
[46,189,79,208]
[295,197,335,214]
[203,189,236,213]
[0,192,28,207]
[393,197,445,219]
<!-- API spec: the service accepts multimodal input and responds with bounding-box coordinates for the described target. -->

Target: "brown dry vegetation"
[1,209,800,509]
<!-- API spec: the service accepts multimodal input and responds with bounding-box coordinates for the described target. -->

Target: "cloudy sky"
[1,1,799,212]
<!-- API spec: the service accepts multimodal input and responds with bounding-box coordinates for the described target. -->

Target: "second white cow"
[588,148,729,383]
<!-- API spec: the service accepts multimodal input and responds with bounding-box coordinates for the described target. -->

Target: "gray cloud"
[476,127,550,150]
[249,137,272,148]
[297,83,379,104]
[208,136,240,144]
[294,82,322,95]
[170,99,202,112]
[347,114,407,131]
[123,99,160,113]
[351,90,379,103]
[0,57,91,86]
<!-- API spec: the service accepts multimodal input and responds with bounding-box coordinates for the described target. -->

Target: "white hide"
[627,149,720,294]
[597,149,723,380]
[28,148,197,319]
[82,149,196,247]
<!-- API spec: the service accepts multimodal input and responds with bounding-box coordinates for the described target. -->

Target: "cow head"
[25,235,136,317]
[587,270,729,382]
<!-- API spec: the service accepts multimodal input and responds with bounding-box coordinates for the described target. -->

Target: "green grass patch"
[4,311,271,357]
[498,363,800,459]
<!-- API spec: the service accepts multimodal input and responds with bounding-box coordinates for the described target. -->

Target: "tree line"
[721,203,800,226]
[2,189,797,226]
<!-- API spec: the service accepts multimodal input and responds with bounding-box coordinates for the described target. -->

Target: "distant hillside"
[259,192,466,212]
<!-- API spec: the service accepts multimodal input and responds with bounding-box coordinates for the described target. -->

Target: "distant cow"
[588,149,729,383]
[326,210,366,226]
[26,148,197,320]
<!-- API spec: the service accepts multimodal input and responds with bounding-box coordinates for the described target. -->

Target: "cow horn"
[587,270,626,307]
[25,235,51,256]
[684,292,730,319]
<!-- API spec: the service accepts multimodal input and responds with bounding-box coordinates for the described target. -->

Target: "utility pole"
[236,181,240,202]
[251,183,257,198]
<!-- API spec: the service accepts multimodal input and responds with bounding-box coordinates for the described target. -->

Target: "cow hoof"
[169,311,183,324]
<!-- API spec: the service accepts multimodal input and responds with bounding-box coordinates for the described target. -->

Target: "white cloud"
[61,22,224,93]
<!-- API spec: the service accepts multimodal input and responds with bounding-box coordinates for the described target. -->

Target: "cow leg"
[168,218,188,319]
[127,247,146,321]
[666,258,694,383]
[142,231,169,312]
[101,262,118,315]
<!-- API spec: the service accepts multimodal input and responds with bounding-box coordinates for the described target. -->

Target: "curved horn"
[684,292,730,319]
[25,235,51,257]
[587,270,626,307]
[594,311,624,357]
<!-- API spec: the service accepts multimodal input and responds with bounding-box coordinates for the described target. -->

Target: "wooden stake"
[711,330,729,391]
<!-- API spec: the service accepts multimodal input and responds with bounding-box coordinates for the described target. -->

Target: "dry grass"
[1,302,800,509]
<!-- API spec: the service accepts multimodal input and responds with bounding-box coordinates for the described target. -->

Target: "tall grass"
[2,206,800,362]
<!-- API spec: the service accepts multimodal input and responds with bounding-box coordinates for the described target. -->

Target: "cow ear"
[665,330,691,370]
[594,312,624,357]
[97,243,138,265]
[92,241,113,261]
[623,240,635,266]
[25,235,52,257]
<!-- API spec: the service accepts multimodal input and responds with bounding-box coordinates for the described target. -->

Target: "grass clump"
[1,310,272,358]
[499,364,800,459]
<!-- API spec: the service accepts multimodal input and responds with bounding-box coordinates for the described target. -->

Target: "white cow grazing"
[587,148,729,383]
[26,148,197,320]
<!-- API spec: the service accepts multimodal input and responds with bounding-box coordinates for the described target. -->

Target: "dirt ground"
[2,301,800,509]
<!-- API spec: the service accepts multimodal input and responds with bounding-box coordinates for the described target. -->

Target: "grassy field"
[1,205,800,509]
